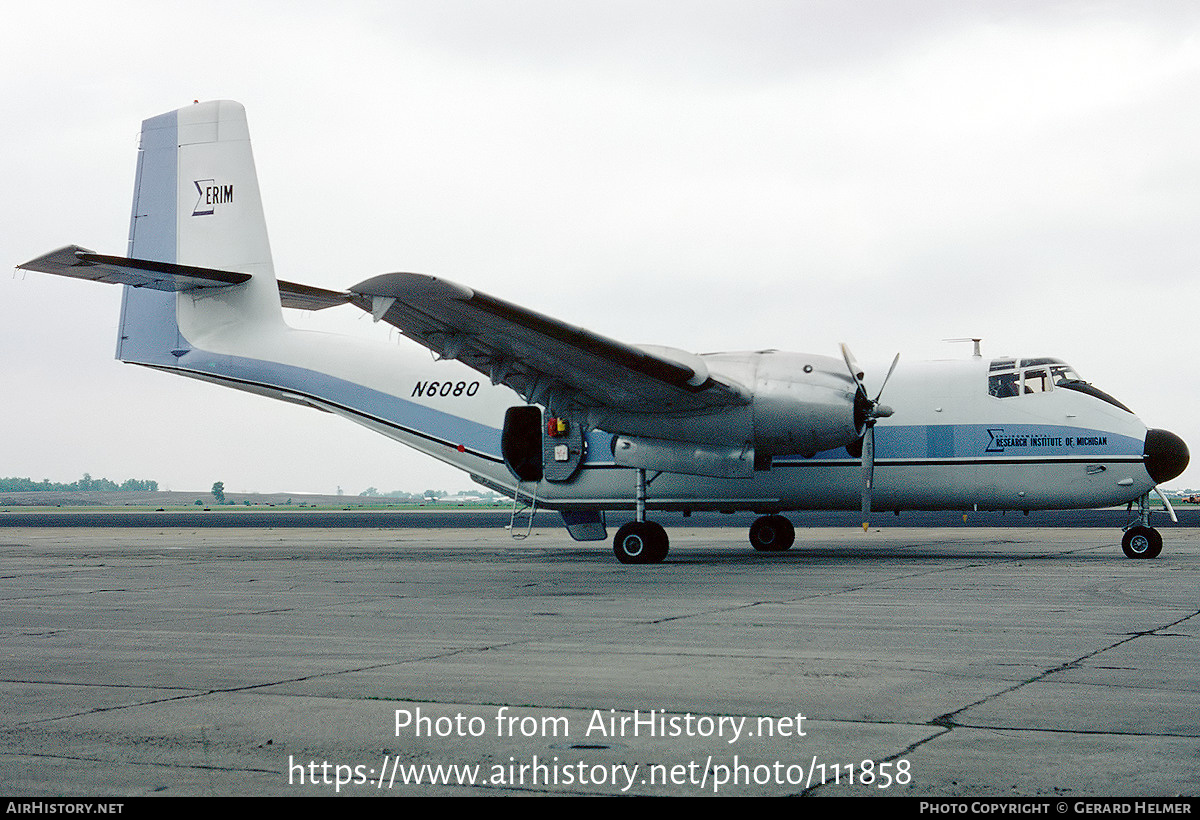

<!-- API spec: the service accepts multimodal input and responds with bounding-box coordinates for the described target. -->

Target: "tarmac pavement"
[1,522,1197,796]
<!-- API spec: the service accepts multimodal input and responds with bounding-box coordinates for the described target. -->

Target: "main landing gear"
[613,469,669,564]
[613,520,669,564]
[749,514,795,551]
[613,511,798,563]
[1122,493,1164,559]
[612,469,803,563]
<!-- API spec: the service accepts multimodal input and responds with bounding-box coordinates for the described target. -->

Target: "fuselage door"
[502,406,543,482]
[501,406,585,483]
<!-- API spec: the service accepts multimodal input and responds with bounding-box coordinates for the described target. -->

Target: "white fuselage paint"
[165,309,1157,515]
[103,100,1163,518]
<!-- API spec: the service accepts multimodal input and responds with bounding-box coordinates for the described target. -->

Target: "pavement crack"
[800,608,1200,795]
[935,607,1200,730]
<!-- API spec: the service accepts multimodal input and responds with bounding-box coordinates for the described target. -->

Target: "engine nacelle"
[745,351,862,457]
[612,435,755,478]
[593,351,863,473]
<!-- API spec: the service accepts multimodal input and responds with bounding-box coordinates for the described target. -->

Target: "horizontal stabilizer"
[22,245,353,312]
[18,245,250,291]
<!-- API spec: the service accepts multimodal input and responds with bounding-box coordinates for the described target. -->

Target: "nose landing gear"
[1121,525,1162,559]
[1122,493,1165,559]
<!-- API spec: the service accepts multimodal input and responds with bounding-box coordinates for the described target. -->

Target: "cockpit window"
[989,358,1062,398]
[1023,368,1050,394]
[1050,364,1081,384]
[988,371,1020,398]
[987,358,1133,413]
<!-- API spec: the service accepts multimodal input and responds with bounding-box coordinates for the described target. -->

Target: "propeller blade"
[861,425,874,531]
[839,344,897,532]
[840,343,865,385]
[874,353,900,402]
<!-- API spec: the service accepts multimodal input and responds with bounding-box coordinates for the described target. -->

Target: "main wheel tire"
[645,522,668,563]
[749,515,795,551]
[1122,525,1162,559]
[613,521,669,564]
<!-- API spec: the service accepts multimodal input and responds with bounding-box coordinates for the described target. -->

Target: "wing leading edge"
[349,272,748,415]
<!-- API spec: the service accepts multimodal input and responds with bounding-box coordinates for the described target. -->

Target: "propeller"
[840,344,899,531]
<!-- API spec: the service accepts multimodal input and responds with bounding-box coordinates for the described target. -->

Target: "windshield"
[987,358,1131,412]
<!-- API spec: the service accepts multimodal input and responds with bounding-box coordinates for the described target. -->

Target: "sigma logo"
[192,179,234,216]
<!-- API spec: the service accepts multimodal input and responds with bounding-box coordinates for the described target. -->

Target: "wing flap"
[277,280,352,311]
[350,272,748,414]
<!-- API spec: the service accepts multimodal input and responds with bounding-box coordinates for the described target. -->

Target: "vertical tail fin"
[119,100,282,365]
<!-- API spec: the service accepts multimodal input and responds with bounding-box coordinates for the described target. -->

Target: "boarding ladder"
[508,480,538,539]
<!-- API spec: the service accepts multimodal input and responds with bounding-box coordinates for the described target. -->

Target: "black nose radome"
[1144,429,1189,484]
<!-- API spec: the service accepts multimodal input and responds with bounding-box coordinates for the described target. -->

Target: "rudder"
[118,100,283,366]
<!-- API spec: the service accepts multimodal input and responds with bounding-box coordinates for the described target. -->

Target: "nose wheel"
[1121,493,1166,559]
[1121,525,1162,559]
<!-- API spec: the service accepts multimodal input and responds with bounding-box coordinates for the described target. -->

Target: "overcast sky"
[4,1,1199,494]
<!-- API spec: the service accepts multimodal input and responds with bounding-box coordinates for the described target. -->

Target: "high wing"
[349,272,749,415]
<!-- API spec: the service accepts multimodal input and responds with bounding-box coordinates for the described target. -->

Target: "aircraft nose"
[1144,428,1189,484]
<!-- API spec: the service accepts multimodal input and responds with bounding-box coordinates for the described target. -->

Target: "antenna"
[944,338,982,358]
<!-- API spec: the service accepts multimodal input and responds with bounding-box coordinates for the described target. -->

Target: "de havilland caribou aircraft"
[18,101,1190,563]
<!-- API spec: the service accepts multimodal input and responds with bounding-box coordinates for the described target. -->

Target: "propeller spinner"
[840,344,899,531]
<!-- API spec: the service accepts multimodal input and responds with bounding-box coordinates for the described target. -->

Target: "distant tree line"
[0,473,159,492]
[359,487,500,501]
[360,488,436,500]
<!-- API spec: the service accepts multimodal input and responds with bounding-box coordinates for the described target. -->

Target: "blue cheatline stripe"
[158,349,505,461]
[874,423,1142,460]
[581,424,1143,469]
